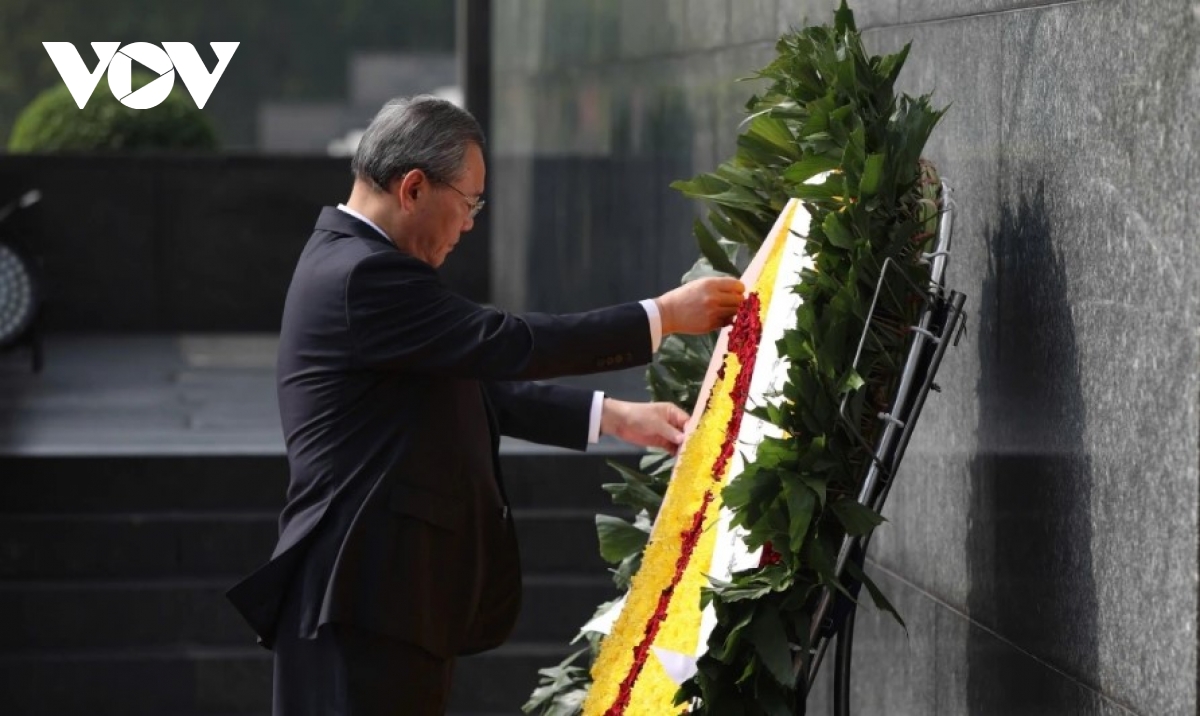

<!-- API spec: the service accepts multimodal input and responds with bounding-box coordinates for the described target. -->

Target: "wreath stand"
[795,181,968,714]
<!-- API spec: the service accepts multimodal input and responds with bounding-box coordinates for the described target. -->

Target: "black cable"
[832,601,857,716]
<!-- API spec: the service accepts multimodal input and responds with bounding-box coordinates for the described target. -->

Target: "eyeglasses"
[441,182,485,219]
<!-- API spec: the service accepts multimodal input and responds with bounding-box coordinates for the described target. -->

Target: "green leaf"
[830,498,885,536]
[639,449,674,475]
[713,163,761,189]
[711,574,775,603]
[595,514,649,564]
[834,0,857,34]
[601,469,663,514]
[522,647,591,714]
[838,367,865,394]
[718,603,757,658]
[738,132,789,165]
[747,404,772,423]
[708,209,760,249]
[671,173,728,198]
[821,211,856,249]
[612,550,643,590]
[859,152,886,196]
[877,43,911,84]
[722,471,755,512]
[746,114,799,160]
[788,178,843,203]
[781,154,840,184]
[737,655,757,685]
[806,538,858,603]
[694,219,741,276]
[749,606,793,686]
[799,474,828,508]
[845,558,907,633]
[646,360,680,392]
[604,460,658,487]
[781,474,817,553]
[682,255,731,283]
[675,178,765,212]
[754,678,796,716]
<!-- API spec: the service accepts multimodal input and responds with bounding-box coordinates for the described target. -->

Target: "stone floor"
[0,334,650,457]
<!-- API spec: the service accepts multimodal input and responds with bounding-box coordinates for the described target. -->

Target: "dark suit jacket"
[227,207,652,658]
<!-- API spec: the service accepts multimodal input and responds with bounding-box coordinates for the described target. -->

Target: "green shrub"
[8,72,219,152]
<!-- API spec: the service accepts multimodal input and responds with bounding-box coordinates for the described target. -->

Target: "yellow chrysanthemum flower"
[584,204,795,716]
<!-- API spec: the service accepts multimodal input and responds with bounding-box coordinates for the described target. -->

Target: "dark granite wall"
[491,0,1199,713]
[0,155,489,332]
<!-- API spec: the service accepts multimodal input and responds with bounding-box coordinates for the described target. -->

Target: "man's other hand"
[599,399,689,453]
[655,277,745,336]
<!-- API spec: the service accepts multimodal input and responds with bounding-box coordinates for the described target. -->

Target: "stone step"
[0,508,618,579]
[0,575,616,650]
[0,643,574,715]
[452,643,579,713]
[0,645,271,716]
[0,453,639,513]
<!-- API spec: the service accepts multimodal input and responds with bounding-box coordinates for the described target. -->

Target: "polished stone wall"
[492,0,1199,714]
[0,155,490,332]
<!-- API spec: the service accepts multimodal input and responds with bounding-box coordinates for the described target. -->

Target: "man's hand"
[655,277,745,336]
[600,398,690,453]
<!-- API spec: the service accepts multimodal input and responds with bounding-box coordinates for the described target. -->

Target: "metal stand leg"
[832,601,857,716]
[789,183,967,712]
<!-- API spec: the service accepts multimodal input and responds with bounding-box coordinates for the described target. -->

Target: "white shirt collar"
[336,203,392,244]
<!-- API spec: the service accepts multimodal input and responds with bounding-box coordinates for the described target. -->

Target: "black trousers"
[272,588,456,716]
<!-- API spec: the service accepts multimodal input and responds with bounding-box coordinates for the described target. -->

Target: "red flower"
[759,541,783,567]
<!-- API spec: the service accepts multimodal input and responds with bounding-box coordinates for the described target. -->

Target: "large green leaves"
[649,333,717,412]
[595,513,649,564]
[845,558,907,632]
[782,154,840,184]
[602,461,665,514]
[695,219,741,276]
[743,113,801,162]
[523,648,592,715]
[749,607,793,686]
[830,498,886,536]
[781,473,818,553]
[677,0,943,711]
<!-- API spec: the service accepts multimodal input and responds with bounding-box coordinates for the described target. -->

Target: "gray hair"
[351,95,485,191]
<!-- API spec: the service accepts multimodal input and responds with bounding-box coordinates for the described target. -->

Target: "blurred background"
[0,1,1197,715]
[0,0,459,153]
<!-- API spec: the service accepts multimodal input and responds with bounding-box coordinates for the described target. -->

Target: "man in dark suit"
[227,96,743,715]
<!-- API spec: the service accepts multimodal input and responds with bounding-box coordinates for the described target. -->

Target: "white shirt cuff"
[588,391,605,444]
[639,299,663,352]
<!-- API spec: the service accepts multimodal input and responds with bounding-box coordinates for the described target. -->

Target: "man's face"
[418,143,486,268]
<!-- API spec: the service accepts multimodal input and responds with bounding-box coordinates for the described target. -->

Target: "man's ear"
[396,169,428,210]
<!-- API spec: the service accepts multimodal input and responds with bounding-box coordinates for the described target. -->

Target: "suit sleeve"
[346,250,652,379]
[483,381,594,451]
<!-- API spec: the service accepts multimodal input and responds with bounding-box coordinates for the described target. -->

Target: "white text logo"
[43,42,240,109]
